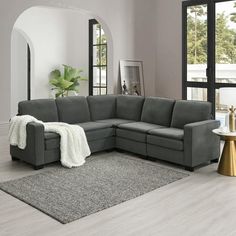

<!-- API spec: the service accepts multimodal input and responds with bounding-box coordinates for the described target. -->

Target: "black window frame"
[182,0,236,118]
[89,19,108,96]
[27,43,31,100]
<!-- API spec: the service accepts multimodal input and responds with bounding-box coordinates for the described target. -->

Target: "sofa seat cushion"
[77,122,112,132]
[148,128,184,140]
[147,135,183,151]
[86,128,115,142]
[44,132,60,150]
[116,122,164,143]
[118,122,164,133]
[96,119,134,127]
[116,129,146,142]
[44,125,114,150]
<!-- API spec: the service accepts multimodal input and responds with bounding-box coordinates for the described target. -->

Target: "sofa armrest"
[184,120,220,167]
[26,122,45,166]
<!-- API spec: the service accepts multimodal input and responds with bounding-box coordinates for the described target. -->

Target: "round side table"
[213,129,236,176]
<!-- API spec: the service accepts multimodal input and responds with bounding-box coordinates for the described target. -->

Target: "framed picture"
[119,60,145,96]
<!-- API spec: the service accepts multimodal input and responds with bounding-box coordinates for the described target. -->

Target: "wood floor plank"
[0,136,235,236]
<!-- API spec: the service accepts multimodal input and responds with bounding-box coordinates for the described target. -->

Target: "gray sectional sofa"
[10,95,220,171]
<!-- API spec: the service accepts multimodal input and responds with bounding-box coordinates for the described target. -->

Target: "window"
[89,19,107,95]
[183,0,236,125]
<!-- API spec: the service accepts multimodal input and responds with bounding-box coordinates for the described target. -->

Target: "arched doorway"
[11,28,33,116]
[11,5,113,116]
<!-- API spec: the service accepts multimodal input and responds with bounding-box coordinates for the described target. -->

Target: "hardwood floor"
[0,135,236,236]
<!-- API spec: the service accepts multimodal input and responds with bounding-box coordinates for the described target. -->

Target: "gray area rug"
[0,152,189,224]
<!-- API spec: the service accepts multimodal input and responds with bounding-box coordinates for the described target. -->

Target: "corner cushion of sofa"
[116,95,145,121]
[96,118,134,127]
[77,122,112,132]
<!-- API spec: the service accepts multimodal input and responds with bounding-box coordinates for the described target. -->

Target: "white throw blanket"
[9,115,91,168]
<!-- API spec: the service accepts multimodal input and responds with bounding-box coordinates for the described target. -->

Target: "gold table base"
[218,138,236,176]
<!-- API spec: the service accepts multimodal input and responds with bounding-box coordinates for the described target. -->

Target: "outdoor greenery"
[95,24,107,66]
[187,4,236,64]
[49,64,87,98]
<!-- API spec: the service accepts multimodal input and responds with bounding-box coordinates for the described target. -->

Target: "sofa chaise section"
[11,97,116,169]
[10,99,59,169]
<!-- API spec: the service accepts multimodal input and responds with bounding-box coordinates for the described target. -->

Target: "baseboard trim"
[0,123,9,136]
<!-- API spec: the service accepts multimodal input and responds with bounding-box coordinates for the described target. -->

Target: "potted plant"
[49,64,87,98]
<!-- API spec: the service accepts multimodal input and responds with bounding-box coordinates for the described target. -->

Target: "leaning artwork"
[120,60,145,96]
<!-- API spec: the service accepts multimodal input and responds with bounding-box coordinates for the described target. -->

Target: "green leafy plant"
[49,64,87,98]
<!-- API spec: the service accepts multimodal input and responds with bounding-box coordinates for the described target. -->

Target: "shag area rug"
[0,152,189,224]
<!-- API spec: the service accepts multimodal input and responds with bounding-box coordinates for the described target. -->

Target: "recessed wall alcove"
[11,5,113,117]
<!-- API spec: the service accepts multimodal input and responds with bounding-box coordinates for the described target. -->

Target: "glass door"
[183,0,236,125]
[185,3,208,101]
[183,1,208,101]
[215,0,236,125]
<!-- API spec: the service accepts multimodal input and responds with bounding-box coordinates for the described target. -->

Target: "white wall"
[65,9,90,97]
[0,0,158,124]
[155,0,182,99]
[14,6,91,100]
[11,29,28,116]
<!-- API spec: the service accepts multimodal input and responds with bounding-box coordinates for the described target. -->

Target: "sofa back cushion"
[56,96,90,124]
[18,99,58,122]
[171,100,212,129]
[116,95,144,121]
[141,97,175,126]
[87,95,116,120]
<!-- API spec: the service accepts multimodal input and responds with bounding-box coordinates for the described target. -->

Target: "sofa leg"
[185,166,194,172]
[211,158,219,163]
[34,165,44,170]
[11,156,19,161]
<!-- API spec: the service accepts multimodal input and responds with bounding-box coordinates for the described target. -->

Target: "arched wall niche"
[1,0,157,124]
[11,27,34,116]
[11,4,114,116]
